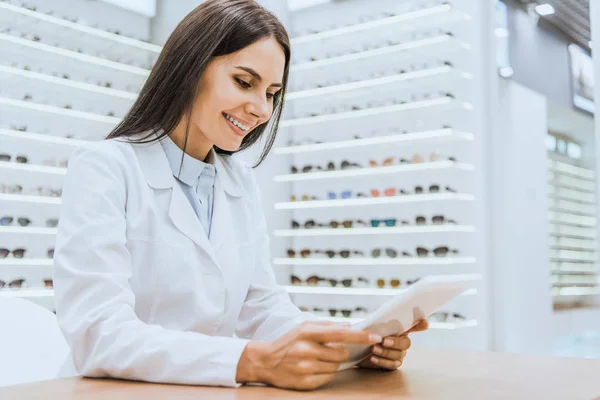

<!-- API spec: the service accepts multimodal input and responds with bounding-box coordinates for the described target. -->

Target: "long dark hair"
[106,0,290,167]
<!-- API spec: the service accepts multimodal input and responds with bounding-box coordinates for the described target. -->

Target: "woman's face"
[181,37,285,157]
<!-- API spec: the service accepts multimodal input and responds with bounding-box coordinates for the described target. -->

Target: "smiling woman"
[105,0,289,165]
[52,0,426,393]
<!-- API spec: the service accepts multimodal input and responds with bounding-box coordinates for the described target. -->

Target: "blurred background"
[1,0,599,364]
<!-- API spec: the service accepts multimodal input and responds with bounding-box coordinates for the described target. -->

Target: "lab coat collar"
[128,131,244,198]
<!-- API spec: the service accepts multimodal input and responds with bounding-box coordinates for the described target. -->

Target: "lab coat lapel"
[131,135,217,262]
[167,185,215,257]
[209,153,245,255]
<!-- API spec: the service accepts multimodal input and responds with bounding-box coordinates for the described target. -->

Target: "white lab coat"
[53,135,315,387]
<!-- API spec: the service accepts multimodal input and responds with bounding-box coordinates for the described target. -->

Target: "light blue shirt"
[159,136,216,238]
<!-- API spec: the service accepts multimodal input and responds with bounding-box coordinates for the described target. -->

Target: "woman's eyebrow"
[235,66,282,88]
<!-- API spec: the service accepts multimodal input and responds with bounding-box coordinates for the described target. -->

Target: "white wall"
[489,80,553,354]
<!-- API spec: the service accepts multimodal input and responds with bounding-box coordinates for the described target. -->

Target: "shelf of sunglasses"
[548,219,596,235]
[551,278,599,287]
[550,257,596,265]
[549,230,597,242]
[324,316,478,330]
[0,2,161,55]
[274,160,473,183]
[548,195,596,211]
[0,226,57,235]
[0,193,61,205]
[0,64,137,107]
[0,159,66,176]
[0,96,121,124]
[0,287,53,297]
[548,169,595,185]
[275,192,474,210]
[274,128,473,155]
[289,31,469,74]
[550,243,597,253]
[0,127,87,147]
[274,224,475,237]
[548,160,594,181]
[279,96,472,129]
[1,101,118,139]
[549,200,597,217]
[290,2,467,46]
[0,258,53,266]
[284,285,476,297]
[287,64,471,105]
[548,180,595,195]
[550,261,598,273]
[0,33,151,78]
[273,257,476,266]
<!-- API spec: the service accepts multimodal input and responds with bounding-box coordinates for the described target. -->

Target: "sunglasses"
[414,185,456,195]
[370,218,408,227]
[290,276,369,288]
[287,248,311,258]
[429,312,466,322]
[0,154,28,163]
[0,184,23,194]
[376,278,420,289]
[301,306,368,318]
[290,194,319,201]
[416,246,457,257]
[0,217,31,227]
[46,218,59,228]
[416,215,457,225]
[371,248,410,258]
[0,279,25,289]
[368,157,395,167]
[316,249,365,258]
[370,188,397,197]
[290,275,325,286]
[0,248,26,259]
[328,190,353,200]
[329,219,367,228]
[326,307,368,318]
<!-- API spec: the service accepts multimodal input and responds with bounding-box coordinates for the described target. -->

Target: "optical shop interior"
[1,0,600,394]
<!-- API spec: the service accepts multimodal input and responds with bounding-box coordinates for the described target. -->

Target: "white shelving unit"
[0,0,154,312]
[271,0,488,350]
[547,156,599,305]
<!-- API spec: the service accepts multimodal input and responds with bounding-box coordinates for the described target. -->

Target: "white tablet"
[338,274,481,371]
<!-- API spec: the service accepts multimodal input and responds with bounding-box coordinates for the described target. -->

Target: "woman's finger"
[317,343,350,363]
[382,335,411,350]
[372,345,405,361]
[369,356,402,370]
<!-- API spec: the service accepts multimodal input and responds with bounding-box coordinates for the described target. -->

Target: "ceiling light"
[535,4,555,16]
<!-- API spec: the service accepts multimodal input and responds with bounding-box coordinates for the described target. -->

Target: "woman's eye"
[235,78,251,89]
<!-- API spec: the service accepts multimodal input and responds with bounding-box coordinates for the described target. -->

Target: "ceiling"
[517,0,591,50]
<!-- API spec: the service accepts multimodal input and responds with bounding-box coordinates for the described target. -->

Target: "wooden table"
[3,348,600,399]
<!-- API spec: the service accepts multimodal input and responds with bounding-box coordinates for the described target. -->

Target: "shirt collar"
[159,135,214,186]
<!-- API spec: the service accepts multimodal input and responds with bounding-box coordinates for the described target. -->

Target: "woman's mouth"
[223,113,250,137]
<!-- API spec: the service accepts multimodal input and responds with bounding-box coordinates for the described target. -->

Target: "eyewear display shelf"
[547,157,600,307]
[0,0,157,310]
[273,0,488,350]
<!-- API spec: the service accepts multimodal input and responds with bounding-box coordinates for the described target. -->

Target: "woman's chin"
[215,140,243,152]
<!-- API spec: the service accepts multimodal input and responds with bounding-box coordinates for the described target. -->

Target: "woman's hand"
[356,319,429,371]
[236,321,382,390]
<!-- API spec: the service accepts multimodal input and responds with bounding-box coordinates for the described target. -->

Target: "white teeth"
[225,113,249,131]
